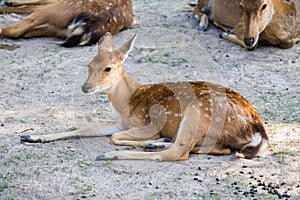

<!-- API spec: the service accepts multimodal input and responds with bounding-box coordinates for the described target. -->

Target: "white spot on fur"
[233,104,238,111]
[204,113,210,118]
[238,114,248,124]
[165,111,172,115]
[198,102,203,107]
[174,113,183,117]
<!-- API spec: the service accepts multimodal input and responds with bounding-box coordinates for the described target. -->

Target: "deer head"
[239,0,274,48]
[82,32,137,94]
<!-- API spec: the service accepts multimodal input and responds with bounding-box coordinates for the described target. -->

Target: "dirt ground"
[0,0,299,199]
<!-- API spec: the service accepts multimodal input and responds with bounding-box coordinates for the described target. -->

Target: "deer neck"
[106,73,142,121]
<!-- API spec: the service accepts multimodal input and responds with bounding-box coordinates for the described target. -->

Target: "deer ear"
[118,33,137,61]
[98,32,113,52]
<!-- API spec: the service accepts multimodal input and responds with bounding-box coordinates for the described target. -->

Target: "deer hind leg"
[110,128,173,149]
[191,145,231,155]
[96,103,201,161]
[3,0,54,7]
[109,127,162,147]
[20,124,124,143]
[0,5,39,13]
[0,11,48,37]
[22,26,66,38]
[143,138,173,152]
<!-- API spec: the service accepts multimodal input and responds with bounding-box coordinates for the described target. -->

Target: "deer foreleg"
[220,32,256,51]
[20,123,124,143]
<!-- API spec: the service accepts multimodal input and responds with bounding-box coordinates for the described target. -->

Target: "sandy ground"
[0,0,299,199]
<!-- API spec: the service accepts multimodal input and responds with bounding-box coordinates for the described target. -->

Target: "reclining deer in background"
[0,0,133,47]
[20,32,268,161]
[192,0,300,50]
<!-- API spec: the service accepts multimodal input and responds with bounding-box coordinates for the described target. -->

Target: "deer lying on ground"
[21,32,268,161]
[0,0,133,47]
[192,0,300,50]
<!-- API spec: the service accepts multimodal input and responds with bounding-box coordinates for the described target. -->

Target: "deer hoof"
[159,137,172,142]
[198,24,206,32]
[144,144,166,152]
[20,135,43,143]
[96,154,118,160]
[4,1,13,7]
[219,32,226,38]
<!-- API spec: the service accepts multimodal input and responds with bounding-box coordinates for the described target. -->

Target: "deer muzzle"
[82,83,91,93]
[244,37,255,47]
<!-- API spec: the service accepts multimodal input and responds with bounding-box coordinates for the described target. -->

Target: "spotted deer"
[0,0,133,47]
[21,32,268,161]
[192,0,300,50]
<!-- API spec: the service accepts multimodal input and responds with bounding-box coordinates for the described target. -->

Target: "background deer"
[20,32,268,161]
[0,0,133,47]
[192,0,300,50]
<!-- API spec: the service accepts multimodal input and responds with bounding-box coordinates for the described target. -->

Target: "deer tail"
[238,123,268,159]
[61,13,101,47]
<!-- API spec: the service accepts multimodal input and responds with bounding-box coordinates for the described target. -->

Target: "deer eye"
[261,4,267,12]
[104,67,111,72]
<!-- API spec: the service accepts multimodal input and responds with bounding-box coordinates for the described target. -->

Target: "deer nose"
[82,83,91,93]
[244,37,255,47]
